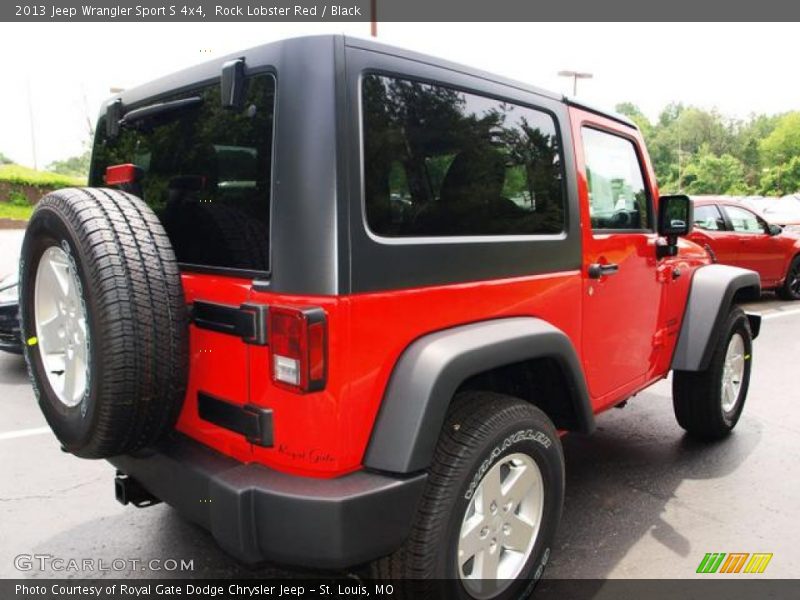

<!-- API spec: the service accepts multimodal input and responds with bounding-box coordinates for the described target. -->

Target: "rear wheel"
[373,392,564,599]
[673,307,752,440]
[777,255,800,300]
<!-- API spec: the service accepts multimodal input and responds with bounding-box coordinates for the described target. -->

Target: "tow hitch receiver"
[114,473,161,508]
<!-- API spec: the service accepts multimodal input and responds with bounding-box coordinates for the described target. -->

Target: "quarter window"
[362,74,566,237]
[582,127,651,231]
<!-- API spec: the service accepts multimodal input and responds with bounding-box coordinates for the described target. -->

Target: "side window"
[581,127,651,231]
[724,205,766,234]
[694,204,726,231]
[362,74,566,237]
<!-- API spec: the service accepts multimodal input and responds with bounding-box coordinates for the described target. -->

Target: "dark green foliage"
[615,103,799,196]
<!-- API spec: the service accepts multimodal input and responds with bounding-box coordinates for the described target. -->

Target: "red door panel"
[738,234,786,283]
[570,109,663,406]
[688,228,740,264]
[722,203,785,284]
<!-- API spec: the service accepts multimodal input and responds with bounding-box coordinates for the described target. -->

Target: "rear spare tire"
[20,187,189,458]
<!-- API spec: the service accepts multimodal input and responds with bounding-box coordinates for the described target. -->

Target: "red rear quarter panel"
[177,271,582,477]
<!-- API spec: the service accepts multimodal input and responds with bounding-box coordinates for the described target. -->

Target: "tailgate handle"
[198,392,273,447]
[191,300,267,345]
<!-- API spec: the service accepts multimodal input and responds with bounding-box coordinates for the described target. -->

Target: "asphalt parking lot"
[1,230,799,580]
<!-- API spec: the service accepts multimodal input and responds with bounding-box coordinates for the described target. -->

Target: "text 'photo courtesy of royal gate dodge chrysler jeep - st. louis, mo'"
[16,35,763,599]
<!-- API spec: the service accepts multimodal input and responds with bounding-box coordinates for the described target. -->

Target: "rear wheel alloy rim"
[34,246,89,407]
[721,333,745,414]
[457,452,544,598]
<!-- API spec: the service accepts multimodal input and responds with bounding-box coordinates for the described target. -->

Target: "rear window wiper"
[119,96,203,128]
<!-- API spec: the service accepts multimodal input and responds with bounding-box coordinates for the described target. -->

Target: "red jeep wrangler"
[19,36,761,598]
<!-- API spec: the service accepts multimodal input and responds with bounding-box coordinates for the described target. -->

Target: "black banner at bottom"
[3,579,799,600]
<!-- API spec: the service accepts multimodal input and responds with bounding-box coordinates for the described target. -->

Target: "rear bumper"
[109,434,427,569]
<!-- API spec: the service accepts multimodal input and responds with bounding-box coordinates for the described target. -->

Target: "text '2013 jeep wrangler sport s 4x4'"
[19,35,761,598]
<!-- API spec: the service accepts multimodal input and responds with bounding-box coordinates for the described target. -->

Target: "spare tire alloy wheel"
[20,187,189,459]
[34,244,90,409]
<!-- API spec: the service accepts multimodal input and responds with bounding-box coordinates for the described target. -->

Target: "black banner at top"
[2,0,800,22]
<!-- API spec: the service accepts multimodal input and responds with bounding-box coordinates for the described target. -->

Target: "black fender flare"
[671,264,761,372]
[363,317,594,474]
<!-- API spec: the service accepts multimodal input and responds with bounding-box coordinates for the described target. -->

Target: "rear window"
[362,74,565,237]
[91,74,275,274]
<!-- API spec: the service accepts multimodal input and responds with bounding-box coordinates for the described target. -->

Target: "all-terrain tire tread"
[373,391,562,581]
[22,187,188,458]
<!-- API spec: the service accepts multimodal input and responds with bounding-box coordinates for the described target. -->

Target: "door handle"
[587,263,619,279]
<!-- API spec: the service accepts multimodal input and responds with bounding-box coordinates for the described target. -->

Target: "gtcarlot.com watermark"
[14,553,194,573]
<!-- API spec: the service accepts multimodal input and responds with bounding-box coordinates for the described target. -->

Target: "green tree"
[759,156,800,196]
[46,148,91,178]
[682,145,751,195]
[615,102,652,138]
[0,151,13,165]
[615,101,782,195]
[760,112,800,166]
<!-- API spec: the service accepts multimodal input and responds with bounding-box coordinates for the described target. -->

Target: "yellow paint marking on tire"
[27,336,38,346]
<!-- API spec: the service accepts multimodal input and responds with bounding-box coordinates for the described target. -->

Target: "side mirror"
[657,195,693,258]
[658,194,694,237]
[767,223,782,236]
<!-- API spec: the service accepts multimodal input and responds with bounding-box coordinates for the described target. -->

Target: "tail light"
[268,306,327,393]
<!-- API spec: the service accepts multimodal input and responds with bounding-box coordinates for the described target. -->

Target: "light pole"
[27,80,38,170]
[558,70,593,96]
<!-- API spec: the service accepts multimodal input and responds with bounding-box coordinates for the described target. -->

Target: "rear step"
[114,472,161,508]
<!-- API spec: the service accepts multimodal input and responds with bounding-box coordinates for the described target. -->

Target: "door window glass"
[694,204,726,231]
[725,205,765,233]
[582,127,651,231]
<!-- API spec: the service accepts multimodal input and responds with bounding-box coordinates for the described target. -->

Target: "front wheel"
[777,255,800,300]
[673,307,753,440]
[373,392,564,600]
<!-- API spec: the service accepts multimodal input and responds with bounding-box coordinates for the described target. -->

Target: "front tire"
[373,392,564,600]
[777,255,800,300]
[673,307,752,440]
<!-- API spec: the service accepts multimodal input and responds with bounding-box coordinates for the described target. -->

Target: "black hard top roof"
[101,34,636,130]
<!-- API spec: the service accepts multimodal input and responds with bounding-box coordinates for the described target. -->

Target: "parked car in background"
[0,272,21,353]
[690,196,800,299]
[741,195,800,233]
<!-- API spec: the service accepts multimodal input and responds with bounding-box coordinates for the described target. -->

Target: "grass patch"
[0,164,85,188]
[0,203,34,221]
